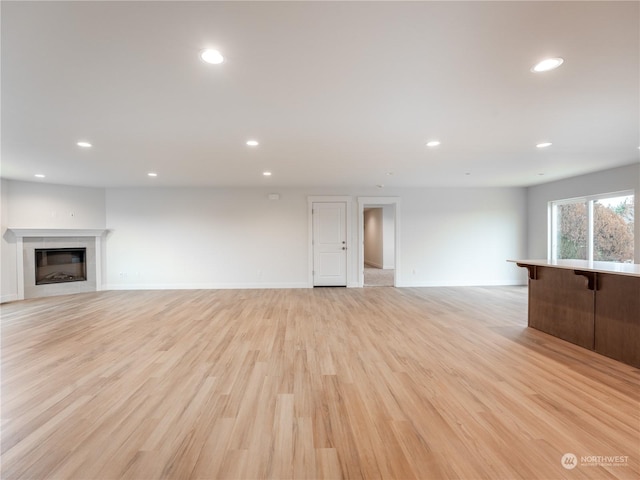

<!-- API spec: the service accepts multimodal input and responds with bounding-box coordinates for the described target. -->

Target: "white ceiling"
[2,1,639,189]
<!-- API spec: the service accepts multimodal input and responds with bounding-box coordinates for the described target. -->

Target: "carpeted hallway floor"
[364,266,395,287]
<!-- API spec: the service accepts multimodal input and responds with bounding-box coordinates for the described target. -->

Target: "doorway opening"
[363,207,395,286]
[358,197,400,288]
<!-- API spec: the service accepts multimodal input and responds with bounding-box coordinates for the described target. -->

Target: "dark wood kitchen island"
[510,259,640,368]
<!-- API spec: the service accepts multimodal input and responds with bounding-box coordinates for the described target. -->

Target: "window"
[553,199,588,260]
[550,191,634,263]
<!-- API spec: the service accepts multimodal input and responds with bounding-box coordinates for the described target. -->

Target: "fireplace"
[6,228,106,301]
[35,248,87,285]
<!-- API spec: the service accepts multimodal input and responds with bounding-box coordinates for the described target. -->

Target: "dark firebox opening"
[35,248,87,285]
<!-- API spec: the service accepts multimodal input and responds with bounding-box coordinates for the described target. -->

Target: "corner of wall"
[1,182,18,302]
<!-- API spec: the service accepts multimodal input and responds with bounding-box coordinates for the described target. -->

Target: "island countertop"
[508,259,640,278]
[510,258,640,367]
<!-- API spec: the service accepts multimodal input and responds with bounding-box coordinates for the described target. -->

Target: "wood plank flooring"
[1,286,638,479]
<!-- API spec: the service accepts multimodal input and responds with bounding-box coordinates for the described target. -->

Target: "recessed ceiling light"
[536,142,552,148]
[77,141,92,148]
[200,49,224,64]
[34,174,45,178]
[426,140,440,147]
[147,172,158,177]
[263,171,272,176]
[246,140,259,147]
[531,57,564,73]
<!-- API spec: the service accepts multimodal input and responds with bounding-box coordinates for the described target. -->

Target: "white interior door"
[313,202,347,286]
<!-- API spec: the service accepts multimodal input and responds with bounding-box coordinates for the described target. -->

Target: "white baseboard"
[364,261,383,269]
[103,282,310,291]
[395,280,528,288]
[0,293,19,304]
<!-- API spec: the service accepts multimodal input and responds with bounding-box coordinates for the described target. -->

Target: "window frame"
[548,189,635,262]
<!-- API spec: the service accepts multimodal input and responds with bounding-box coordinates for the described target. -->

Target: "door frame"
[308,196,353,288]
[357,197,401,287]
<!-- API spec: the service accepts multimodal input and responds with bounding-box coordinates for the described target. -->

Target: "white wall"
[363,206,395,270]
[0,180,106,301]
[5,180,106,229]
[3,164,638,297]
[8,164,639,297]
[398,188,527,286]
[364,208,383,268]
[382,204,395,269]
[527,163,640,260]
[106,186,526,288]
[1,180,528,298]
[105,187,309,289]
[1,179,17,302]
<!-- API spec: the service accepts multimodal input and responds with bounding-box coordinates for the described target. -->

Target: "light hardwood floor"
[1,287,638,479]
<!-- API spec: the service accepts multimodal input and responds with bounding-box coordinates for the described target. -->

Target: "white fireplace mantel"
[8,228,108,300]
[8,228,108,239]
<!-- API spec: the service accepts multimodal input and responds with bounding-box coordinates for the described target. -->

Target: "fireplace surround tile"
[8,229,107,300]
[23,237,96,299]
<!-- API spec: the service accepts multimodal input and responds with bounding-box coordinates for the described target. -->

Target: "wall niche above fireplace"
[35,248,87,285]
